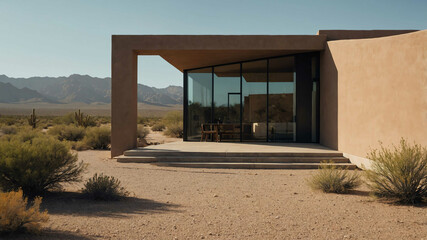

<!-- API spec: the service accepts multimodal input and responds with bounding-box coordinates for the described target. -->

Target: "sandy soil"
[8,150,427,240]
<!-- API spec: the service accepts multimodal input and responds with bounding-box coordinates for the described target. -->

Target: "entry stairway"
[115,149,357,169]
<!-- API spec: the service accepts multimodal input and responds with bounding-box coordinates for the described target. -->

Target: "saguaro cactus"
[74,109,93,128]
[28,108,39,129]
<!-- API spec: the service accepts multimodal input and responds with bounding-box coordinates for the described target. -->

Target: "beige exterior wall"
[320,30,427,160]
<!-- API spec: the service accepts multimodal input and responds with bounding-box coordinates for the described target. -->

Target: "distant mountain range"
[0,74,183,105]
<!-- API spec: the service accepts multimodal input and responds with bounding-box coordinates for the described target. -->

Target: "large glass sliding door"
[242,60,267,141]
[268,56,296,141]
[214,64,241,141]
[184,53,319,143]
[187,67,212,140]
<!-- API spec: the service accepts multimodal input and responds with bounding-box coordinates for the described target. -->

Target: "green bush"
[163,111,182,125]
[137,125,150,139]
[0,133,86,196]
[162,111,183,138]
[151,122,165,131]
[308,162,361,194]
[82,173,129,201]
[48,125,86,141]
[54,112,75,125]
[138,116,160,126]
[0,189,49,235]
[365,139,427,204]
[164,123,183,138]
[83,127,111,150]
[0,125,17,135]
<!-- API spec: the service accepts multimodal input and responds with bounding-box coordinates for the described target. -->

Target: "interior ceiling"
[153,50,310,72]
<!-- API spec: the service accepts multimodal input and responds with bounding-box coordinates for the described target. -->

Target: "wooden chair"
[200,124,218,142]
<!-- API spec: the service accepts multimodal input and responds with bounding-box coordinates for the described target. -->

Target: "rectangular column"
[111,37,138,157]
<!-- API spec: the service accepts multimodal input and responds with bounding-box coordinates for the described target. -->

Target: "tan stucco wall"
[320,30,427,160]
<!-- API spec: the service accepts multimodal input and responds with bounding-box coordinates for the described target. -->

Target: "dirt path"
[10,150,427,240]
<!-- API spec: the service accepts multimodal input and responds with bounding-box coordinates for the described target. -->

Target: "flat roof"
[112,30,417,71]
[112,35,326,71]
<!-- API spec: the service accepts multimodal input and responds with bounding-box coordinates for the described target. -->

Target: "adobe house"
[111,30,426,167]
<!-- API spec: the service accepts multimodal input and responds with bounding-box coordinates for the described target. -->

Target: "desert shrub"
[137,125,149,139]
[308,162,361,194]
[151,122,165,131]
[162,111,182,125]
[83,127,111,150]
[0,190,48,235]
[138,116,160,126]
[54,112,75,125]
[0,134,85,196]
[70,141,90,151]
[164,123,183,138]
[82,173,129,201]
[365,139,427,204]
[95,116,111,125]
[48,125,86,141]
[0,116,26,126]
[0,125,17,135]
[162,111,183,138]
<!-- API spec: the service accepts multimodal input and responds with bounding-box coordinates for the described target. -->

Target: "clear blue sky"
[0,0,426,88]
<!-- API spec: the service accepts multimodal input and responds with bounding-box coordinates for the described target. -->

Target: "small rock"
[275,216,280,219]
[293,192,298,195]
[290,174,294,176]
[213,194,218,197]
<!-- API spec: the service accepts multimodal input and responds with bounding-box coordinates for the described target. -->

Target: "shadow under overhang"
[157,50,314,71]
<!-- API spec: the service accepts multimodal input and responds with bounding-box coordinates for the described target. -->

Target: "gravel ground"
[8,150,427,240]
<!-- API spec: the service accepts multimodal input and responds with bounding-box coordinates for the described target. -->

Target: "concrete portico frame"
[111,35,327,157]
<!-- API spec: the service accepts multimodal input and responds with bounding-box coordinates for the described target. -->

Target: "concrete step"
[151,162,358,169]
[123,149,344,158]
[115,155,350,163]
[115,156,156,163]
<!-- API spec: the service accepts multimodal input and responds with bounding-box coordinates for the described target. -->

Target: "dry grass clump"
[82,173,129,201]
[365,139,427,204]
[137,125,150,139]
[162,111,183,138]
[138,116,161,127]
[0,190,48,235]
[0,125,17,135]
[0,132,85,196]
[151,122,165,131]
[164,123,183,138]
[48,125,86,141]
[83,127,111,150]
[308,162,361,194]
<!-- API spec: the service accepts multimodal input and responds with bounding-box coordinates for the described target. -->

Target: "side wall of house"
[320,30,427,166]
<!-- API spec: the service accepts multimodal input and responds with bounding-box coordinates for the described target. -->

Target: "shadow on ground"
[346,189,371,197]
[3,230,95,240]
[42,192,180,218]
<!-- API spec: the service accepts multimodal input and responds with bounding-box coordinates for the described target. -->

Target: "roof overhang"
[112,35,326,71]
